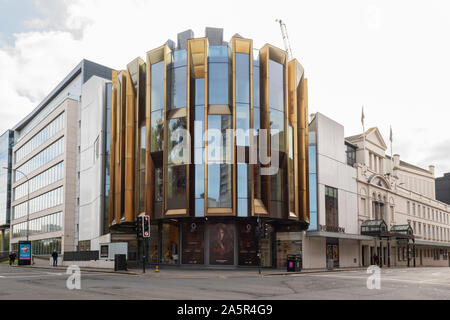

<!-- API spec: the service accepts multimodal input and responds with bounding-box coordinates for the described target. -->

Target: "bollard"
[155,265,159,272]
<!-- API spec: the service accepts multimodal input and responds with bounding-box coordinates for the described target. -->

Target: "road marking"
[306,273,450,287]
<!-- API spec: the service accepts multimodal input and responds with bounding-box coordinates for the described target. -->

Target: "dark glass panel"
[161,223,179,264]
[166,165,187,210]
[238,222,258,266]
[270,167,284,219]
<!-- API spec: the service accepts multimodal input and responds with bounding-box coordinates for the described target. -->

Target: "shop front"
[134,218,303,269]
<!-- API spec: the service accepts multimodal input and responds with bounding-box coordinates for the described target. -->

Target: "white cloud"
[0,0,449,176]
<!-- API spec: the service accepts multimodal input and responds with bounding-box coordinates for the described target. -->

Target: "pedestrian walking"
[51,250,58,267]
[8,251,16,266]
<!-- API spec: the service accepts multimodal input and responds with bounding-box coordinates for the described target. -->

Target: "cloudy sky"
[0,0,449,176]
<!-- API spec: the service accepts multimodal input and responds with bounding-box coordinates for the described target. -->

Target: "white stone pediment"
[366,127,387,150]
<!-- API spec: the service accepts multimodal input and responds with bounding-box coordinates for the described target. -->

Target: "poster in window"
[182,222,204,264]
[238,223,258,266]
[210,223,234,265]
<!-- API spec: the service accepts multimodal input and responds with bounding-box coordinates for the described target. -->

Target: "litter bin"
[286,254,302,272]
[114,254,127,271]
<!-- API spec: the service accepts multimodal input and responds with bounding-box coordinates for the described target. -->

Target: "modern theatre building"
[108,28,310,268]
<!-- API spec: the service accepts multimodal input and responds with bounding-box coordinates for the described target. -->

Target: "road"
[0,265,449,300]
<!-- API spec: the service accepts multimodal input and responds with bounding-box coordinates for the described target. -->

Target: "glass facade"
[308,131,318,231]
[13,162,64,201]
[13,187,63,220]
[14,112,65,164]
[109,34,310,268]
[170,50,187,110]
[208,46,229,105]
[12,237,61,255]
[15,137,65,180]
[12,212,62,238]
[0,130,13,227]
[104,82,112,234]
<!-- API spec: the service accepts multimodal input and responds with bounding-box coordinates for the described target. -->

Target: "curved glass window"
[150,110,163,152]
[207,164,232,208]
[167,118,187,165]
[288,125,295,213]
[207,114,232,209]
[270,167,285,219]
[237,163,250,217]
[151,61,164,112]
[209,46,228,63]
[170,66,187,110]
[236,53,250,104]
[236,103,250,147]
[208,63,229,105]
[166,165,186,210]
[207,115,232,163]
[154,167,163,218]
[269,60,284,111]
[269,109,285,152]
[173,49,187,68]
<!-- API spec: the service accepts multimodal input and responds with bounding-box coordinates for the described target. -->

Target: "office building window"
[325,186,338,232]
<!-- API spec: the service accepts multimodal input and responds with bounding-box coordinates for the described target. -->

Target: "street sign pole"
[142,237,146,274]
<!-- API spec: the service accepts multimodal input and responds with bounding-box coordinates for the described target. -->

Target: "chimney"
[429,165,435,176]
[393,154,400,168]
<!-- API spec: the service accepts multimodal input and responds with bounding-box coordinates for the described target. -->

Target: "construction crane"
[276,19,293,61]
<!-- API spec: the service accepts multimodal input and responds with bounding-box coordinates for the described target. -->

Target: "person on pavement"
[51,250,58,267]
[9,251,16,266]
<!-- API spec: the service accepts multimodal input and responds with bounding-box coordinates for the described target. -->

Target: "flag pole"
[362,106,366,165]
[390,125,393,173]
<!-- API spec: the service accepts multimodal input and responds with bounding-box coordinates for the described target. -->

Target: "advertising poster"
[100,245,109,258]
[19,242,31,260]
[209,223,234,265]
[238,223,258,266]
[182,222,204,264]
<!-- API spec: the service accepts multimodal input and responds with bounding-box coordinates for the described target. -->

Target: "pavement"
[1,264,450,299]
[14,264,370,278]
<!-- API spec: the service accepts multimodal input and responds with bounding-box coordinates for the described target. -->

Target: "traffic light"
[135,216,143,238]
[263,223,268,238]
[142,215,150,238]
